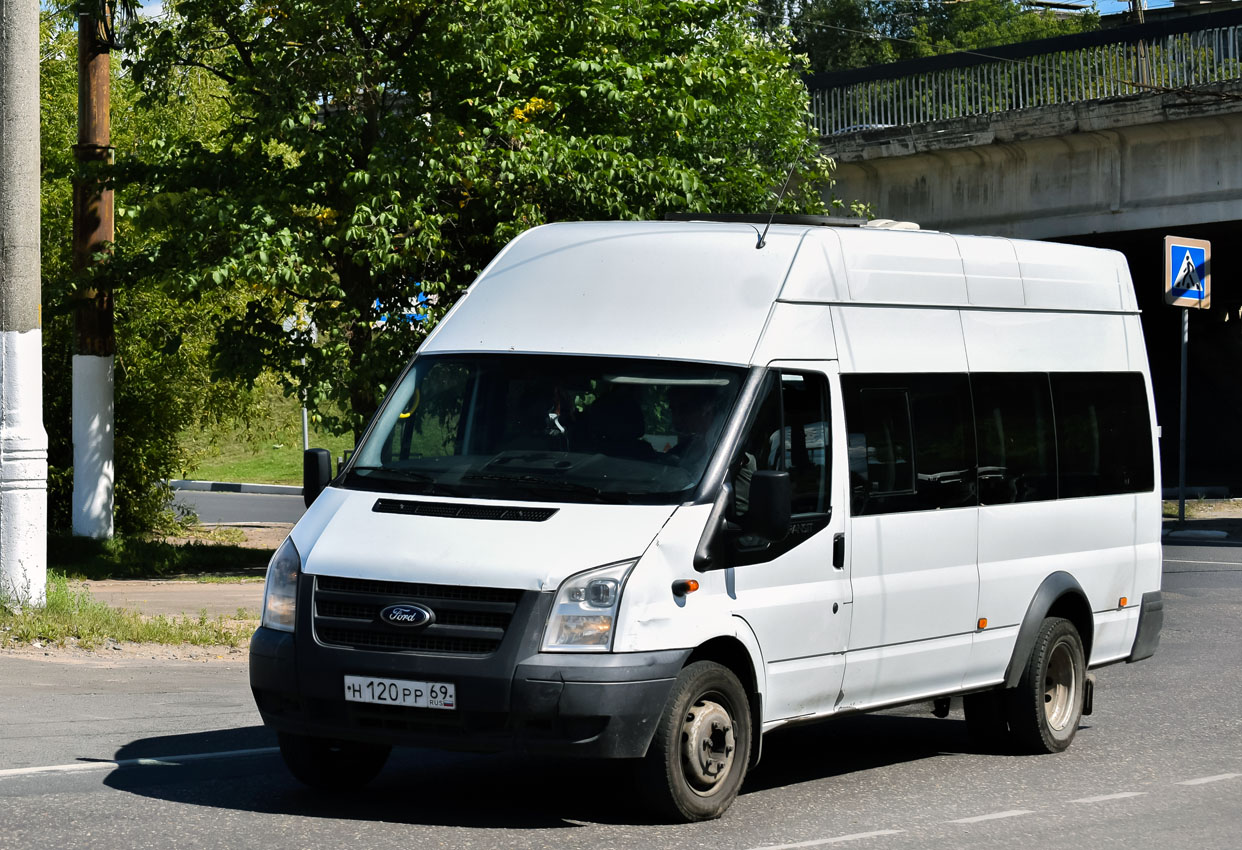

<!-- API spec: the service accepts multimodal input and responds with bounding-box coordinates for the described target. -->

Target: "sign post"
[282,311,318,452]
[1164,236,1211,524]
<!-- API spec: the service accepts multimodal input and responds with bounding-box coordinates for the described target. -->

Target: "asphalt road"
[1,540,1239,850]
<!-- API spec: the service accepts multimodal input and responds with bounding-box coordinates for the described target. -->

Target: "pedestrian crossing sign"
[1165,235,1211,309]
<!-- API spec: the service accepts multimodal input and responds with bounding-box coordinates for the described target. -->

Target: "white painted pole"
[0,0,49,606]
[301,355,309,451]
[71,355,114,538]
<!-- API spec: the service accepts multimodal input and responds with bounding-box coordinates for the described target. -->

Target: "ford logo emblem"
[378,603,435,629]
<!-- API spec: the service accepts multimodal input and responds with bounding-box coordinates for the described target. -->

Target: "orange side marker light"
[672,579,700,597]
[977,618,988,630]
[1119,597,1128,608]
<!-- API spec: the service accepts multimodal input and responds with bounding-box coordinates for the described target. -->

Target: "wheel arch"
[1003,571,1094,689]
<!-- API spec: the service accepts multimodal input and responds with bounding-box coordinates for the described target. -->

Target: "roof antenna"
[756,137,812,250]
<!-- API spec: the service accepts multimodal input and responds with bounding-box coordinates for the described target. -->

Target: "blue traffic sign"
[1170,244,1206,298]
[1164,235,1211,309]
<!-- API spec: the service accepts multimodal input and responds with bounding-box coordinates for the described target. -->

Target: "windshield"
[347,354,745,504]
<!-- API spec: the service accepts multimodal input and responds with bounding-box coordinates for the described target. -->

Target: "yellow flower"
[513,97,554,123]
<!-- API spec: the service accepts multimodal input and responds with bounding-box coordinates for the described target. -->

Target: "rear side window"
[973,373,1057,504]
[843,374,977,516]
[1052,373,1154,497]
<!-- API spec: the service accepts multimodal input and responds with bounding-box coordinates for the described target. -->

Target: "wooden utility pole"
[71,4,116,539]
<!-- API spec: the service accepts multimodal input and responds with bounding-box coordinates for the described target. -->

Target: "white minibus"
[251,217,1163,821]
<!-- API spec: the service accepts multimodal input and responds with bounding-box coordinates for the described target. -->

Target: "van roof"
[419,221,1137,366]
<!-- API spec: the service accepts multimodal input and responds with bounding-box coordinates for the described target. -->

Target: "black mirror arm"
[693,481,735,572]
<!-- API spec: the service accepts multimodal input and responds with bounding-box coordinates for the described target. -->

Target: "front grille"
[312,575,522,656]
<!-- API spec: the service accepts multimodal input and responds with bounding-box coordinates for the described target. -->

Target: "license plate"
[343,675,456,710]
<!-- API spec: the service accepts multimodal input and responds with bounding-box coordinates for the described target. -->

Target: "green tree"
[41,7,254,532]
[121,0,850,440]
[759,0,1099,74]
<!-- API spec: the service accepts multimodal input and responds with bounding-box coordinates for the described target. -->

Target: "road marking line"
[0,747,279,779]
[748,830,904,849]
[1177,773,1241,786]
[1070,792,1147,803]
[948,810,1035,824]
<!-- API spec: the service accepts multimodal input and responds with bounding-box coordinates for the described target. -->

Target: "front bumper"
[249,577,688,759]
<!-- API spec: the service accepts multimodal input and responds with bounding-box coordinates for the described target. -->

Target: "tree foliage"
[41,8,254,532]
[753,0,1099,74]
[121,0,850,439]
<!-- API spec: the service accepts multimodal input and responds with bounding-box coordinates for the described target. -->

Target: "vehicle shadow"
[744,710,1011,794]
[102,711,1006,828]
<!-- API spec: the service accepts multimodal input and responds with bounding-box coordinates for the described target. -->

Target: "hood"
[290,486,678,591]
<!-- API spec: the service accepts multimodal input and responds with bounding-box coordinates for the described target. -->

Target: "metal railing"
[808,8,1242,136]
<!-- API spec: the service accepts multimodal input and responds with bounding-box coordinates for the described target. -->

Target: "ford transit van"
[250,218,1163,821]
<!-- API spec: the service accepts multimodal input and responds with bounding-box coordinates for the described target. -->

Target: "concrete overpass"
[811,9,1242,493]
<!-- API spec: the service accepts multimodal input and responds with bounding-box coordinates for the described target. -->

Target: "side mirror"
[740,470,792,541]
[303,448,332,507]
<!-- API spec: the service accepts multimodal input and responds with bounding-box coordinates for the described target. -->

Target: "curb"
[169,479,302,496]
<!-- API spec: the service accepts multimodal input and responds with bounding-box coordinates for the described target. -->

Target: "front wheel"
[278,732,391,791]
[1006,617,1086,754]
[638,661,752,822]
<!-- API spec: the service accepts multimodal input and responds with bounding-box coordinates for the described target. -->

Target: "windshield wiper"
[350,465,437,482]
[348,465,460,496]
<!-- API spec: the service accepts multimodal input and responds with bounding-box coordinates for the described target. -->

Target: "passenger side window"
[732,371,831,523]
[843,374,977,516]
[846,388,914,509]
[973,373,1057,504]
[782,373,831,515]
[1052,373,1154,497]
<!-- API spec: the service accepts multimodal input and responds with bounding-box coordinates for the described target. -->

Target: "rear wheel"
[638,661,752,822]
[1005,617,1086,754]
[278,732,391,791]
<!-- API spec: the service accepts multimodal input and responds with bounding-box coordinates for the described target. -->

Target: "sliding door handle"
[832,533,845,570]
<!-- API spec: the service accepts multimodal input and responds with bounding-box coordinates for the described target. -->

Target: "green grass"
[1163,499,1210,519]
[49,533,272,581]
[0,572,254,649]
[182,376,355,485]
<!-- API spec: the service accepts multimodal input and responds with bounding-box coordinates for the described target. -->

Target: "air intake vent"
[372,499,557,522]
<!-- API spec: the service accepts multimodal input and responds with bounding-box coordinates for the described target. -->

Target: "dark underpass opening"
[1054,221,1242,496]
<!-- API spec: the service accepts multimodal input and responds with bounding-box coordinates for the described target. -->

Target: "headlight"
[541,560,636,652]
[261,537,300,633]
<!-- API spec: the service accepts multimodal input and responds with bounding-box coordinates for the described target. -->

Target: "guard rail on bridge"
[808,8,1242,136]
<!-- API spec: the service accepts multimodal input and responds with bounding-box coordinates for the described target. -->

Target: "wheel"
[278,732,391,791]
[963,690,1010,751]
[1005,617,1086,754]
[638,660,752,822]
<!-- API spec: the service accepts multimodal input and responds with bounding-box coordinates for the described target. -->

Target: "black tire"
[1005,617,1086,754]
[638,660,752,822]
[963,690,1011,751]
[278,732,391,791]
